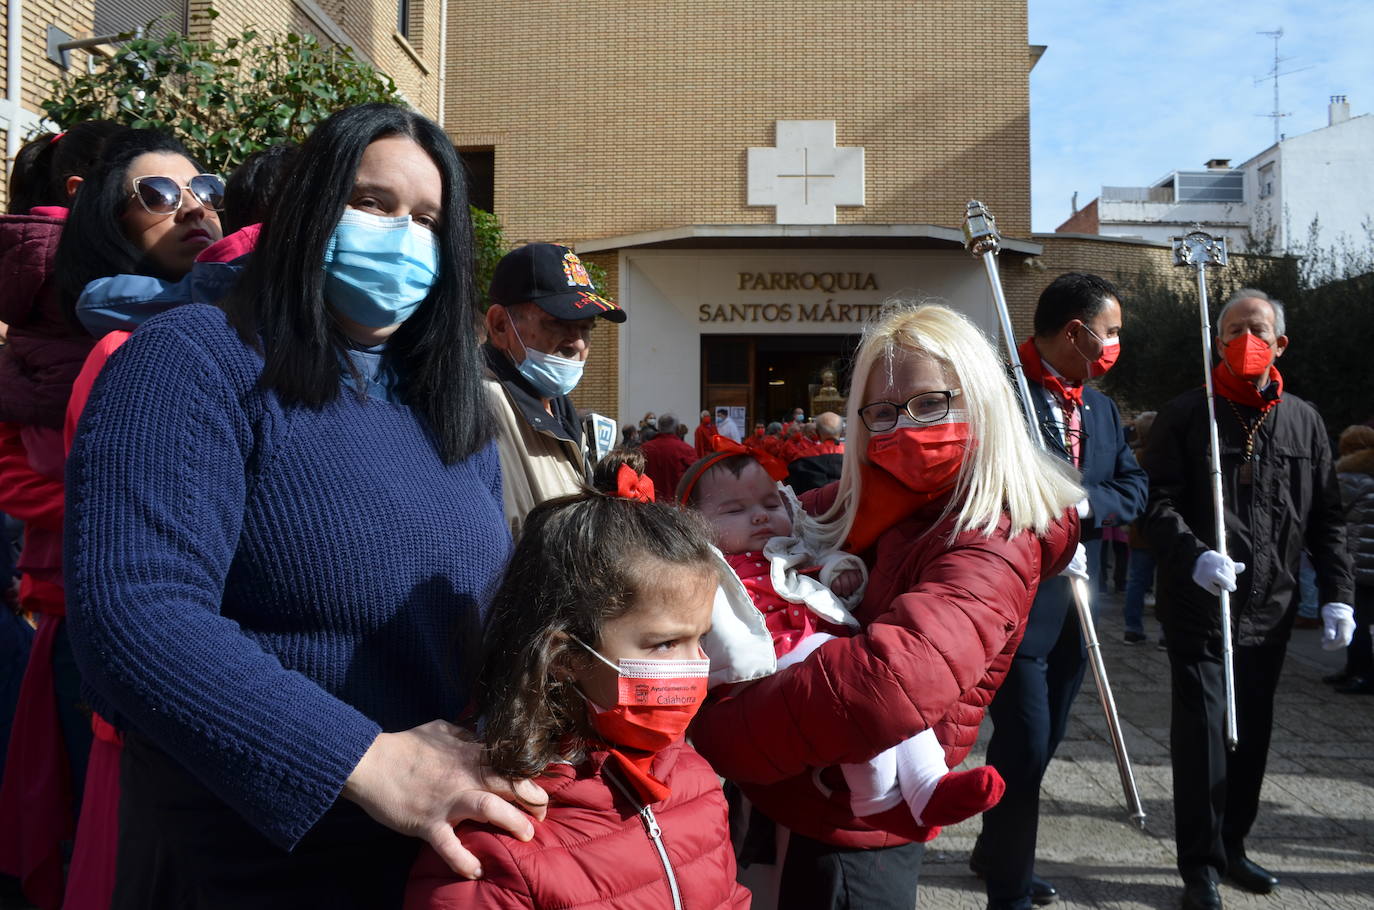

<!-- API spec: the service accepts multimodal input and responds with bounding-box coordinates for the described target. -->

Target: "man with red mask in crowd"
[1141,289,1352,910]
[743,419,767,451]
[973,272,1148,910]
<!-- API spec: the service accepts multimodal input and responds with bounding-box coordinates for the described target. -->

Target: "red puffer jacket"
[691,501,1078,848]
[405,739,750,909]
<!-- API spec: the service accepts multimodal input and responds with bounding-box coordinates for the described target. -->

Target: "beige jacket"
[484,373,587,535]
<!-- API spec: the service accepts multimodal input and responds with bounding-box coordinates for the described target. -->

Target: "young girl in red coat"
[405,469,749,909]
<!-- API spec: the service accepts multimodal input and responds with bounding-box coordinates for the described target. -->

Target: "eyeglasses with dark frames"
[859,389,962,433]
[126,174,226,216]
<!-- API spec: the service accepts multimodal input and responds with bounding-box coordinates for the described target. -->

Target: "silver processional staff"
[1171,227,1238,751]
[963,200,1147,829]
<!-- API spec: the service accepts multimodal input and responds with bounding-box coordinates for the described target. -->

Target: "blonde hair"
[811,302,1083,548]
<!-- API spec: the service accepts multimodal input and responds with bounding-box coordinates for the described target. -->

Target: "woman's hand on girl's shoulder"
[343,719,549,880]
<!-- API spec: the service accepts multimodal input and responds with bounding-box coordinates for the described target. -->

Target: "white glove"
[1320,603,1355,651]
[1191,550,1245,596]
[1075,497,1091,519]
[1062,543,1089,581]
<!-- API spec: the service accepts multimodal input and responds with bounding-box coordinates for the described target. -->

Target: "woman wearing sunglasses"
[47,131,250,910]
[691,303,1084,910]
[0,119,127,909]
[55,129,225,307]
[62,104,545,908]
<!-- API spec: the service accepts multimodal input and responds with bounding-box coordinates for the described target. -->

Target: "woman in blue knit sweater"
[64,104,547,908]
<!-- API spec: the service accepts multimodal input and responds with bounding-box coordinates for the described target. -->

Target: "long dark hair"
[55,129,200,317]
[223,103,490,463]
[478,488,716,779]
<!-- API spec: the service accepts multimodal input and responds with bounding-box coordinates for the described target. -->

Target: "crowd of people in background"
[0,100,1369,910]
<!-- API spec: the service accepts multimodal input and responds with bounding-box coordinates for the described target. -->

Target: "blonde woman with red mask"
[691,302,1083,910]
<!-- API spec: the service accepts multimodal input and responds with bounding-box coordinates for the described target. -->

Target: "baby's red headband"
[677,435,789,505]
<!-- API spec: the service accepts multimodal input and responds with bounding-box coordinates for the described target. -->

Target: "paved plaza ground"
[920,590,1374,910]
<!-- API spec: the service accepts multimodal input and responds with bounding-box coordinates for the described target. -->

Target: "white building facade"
[1060,97,1372,256]
[1243,97,1374,253]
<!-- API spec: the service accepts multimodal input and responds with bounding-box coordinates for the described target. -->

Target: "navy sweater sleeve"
[64,316,380,849]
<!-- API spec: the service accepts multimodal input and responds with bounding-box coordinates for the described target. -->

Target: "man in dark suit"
[1141,289,1353,910]
[974,273,1149,910]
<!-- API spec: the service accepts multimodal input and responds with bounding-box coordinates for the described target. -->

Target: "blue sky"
[1028,1,1374,232]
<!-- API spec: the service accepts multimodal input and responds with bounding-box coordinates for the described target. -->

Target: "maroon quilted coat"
[691,498,1078,849]
[0,209,94,430]
[405,739,750,909]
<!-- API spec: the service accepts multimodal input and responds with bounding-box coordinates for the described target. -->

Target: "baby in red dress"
[681,451,1003,826]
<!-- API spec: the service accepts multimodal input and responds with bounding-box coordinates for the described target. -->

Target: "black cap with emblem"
[488,242,626,323]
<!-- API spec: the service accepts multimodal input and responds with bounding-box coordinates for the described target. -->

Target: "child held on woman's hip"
[679,445,1004,831]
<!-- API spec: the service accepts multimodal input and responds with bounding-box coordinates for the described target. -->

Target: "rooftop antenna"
[1254,28,1312,145]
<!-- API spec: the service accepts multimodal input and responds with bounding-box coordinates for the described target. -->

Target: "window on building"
[1258,162,1275,199]
[397,0,423,47]
[94,0,186,39]
[459,148,495,213]
[1173,171,1244,203]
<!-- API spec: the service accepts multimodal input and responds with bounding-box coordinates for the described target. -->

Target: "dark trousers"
[1166,633,1288,884]
[978,607,1088,910]
[113,732,417,909]
[778,830,923,910]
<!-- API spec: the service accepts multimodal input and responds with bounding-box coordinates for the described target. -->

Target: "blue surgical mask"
[323,210,439,328]
[510,320,585,397]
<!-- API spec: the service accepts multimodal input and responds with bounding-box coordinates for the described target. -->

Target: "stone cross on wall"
[747,120,865,224]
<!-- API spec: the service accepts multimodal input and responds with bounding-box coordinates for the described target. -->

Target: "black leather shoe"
[1336,676,1374,694]
[1028,875,1057,905]
[1181,879,1222,909]
[1323,669,1352,685]
[1225,855,1279,893]
[968,853,1056,906]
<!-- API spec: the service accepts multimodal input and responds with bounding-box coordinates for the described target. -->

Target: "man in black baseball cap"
[482,242,625,532]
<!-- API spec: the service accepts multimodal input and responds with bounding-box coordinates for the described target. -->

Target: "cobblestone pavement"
[919,591,1374,910]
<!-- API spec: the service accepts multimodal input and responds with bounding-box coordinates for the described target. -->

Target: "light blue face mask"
[322,210,439,328]
[510,320,585,397]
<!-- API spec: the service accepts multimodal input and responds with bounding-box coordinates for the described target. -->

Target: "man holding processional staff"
[1141,287,1354,910]
[973,272,1148,910]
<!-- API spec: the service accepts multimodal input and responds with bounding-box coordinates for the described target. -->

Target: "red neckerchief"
[843,462,951,554]
[1212,362,1283,412]
[603,745,672,804]
[1018,337,1082,406]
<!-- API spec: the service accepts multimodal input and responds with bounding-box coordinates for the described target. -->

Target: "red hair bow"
[615,464,656,503]
[711,434,789,482]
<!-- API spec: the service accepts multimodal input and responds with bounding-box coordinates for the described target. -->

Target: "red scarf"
[603,746,672,804]
[843,462,951,553]
[1212,362,1283,412]
[1018,337,1082,405]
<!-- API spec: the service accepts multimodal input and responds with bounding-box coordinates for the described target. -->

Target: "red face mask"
[574,638,710,754]
[1076,325,1120,378]
[754,427,765,437]
[866,418,970,494]
[1223,333,1274,380]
